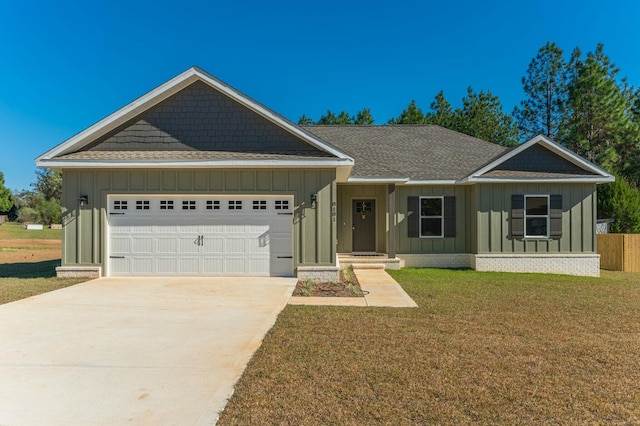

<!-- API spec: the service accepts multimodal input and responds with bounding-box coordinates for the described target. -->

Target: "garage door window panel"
[182,200,196,210]
[275,200,289,210]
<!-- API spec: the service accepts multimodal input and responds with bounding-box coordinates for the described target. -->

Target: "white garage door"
[107,195,294,277]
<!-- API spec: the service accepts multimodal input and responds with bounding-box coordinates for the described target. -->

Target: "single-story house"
[36,67,614,279]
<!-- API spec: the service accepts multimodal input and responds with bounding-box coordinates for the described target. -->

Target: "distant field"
[0,222,62,240]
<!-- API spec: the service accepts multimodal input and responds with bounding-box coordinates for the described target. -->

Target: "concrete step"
[351,263,386,270]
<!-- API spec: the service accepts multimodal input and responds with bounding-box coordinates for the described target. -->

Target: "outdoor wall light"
[79,195,89,208]
[310,193,318,208]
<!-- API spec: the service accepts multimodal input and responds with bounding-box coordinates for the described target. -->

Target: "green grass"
[218,268,640,425]
[0,276,86,304]
[0,259,86,304]
[0,221,62,240]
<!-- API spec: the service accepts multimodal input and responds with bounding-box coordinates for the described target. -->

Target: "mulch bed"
[293,268,365,297]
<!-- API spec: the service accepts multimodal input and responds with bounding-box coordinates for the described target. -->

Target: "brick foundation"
[296,266,340,282]
[56,266,102,278]
[472,254,600,277]
[397,253,600,277]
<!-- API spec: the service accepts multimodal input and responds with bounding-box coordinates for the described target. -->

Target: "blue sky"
[1,0,639,191]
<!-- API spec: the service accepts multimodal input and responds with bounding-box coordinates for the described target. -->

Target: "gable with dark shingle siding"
[81,81,331,156]
[490,144,594,175]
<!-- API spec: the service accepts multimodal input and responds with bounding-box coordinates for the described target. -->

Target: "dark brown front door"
[352,199,376,252]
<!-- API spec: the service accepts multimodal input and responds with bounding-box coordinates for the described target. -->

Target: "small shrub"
[299,277,318,296]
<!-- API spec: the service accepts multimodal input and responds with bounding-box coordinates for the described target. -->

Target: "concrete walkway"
[289,269,418,307]
[0,277,296,426]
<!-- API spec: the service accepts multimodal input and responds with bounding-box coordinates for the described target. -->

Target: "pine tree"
[565,43,635,171]
[353,108,374,125]
[514,42,569,140]
[389,100,425,124]
[298,114,314,125]
[424,91,455,128]
[455,87,520,147]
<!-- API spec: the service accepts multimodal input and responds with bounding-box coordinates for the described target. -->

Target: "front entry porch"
[337,183,397,257]
[338,253,401,270]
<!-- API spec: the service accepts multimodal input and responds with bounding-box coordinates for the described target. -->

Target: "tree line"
[298,42,640,232]
[0,169,62,226]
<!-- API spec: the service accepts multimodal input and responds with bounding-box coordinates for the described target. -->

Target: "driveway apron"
[0,277,296,425]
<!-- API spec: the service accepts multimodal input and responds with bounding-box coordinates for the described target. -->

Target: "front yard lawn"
[0,223,86,304]
[218,268,640,425]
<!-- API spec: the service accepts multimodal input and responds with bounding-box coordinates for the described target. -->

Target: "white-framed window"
[206,200,220,210]
[229,200,242,210]
[275,200,289,210]
[113,200,128,210]
[419,196,443,238]
[160,200,174,210]
[136,200,150,210]
[182,200,196,210]
[524,195,549,238]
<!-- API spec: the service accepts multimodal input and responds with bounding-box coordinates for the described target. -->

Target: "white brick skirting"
[398,254,472,269]
[296,265,340,282]
[396,253,600,277]
[472,254,600,277]
[56,266,102,278]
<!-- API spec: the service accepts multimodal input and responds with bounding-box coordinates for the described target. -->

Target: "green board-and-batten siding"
[474,183,596,253]
[395,185,469,254]
[340,182,597,256]
[61,168,336,272]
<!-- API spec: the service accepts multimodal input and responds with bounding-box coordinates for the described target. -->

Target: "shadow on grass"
[0,260,60,278]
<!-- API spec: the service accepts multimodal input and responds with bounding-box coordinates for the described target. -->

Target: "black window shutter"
[511,194,524,238]
[408,196,419,238]
[444,196,456,238]
[549,194,563,238]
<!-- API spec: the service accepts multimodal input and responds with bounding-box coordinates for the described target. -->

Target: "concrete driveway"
[0,276,296,425]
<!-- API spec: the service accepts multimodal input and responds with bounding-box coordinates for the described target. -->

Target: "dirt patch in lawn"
[0,239,61,264]
[293,268,364,297]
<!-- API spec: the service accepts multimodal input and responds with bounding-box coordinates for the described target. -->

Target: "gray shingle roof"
[56,150,335,161]
[303,125,508,180]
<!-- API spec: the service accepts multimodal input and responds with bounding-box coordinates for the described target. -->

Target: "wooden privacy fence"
[598,234,640,272]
